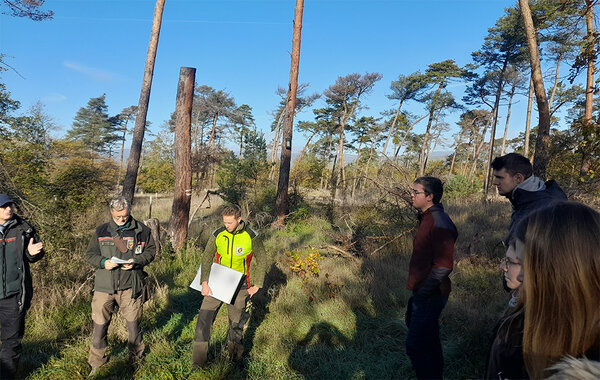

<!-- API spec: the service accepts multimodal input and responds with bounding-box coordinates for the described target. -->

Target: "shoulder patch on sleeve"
[213,226,227,237]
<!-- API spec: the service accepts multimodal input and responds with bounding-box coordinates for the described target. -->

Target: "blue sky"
[1,0,529,153]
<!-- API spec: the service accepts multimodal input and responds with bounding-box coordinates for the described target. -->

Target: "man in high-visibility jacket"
[192,204,266,367]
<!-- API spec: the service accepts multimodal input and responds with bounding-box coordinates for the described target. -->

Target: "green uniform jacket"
[85,217,156,298]
[200,220,266,288]
[0,216,44,311]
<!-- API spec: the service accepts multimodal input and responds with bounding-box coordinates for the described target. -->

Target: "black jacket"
[506,179,566,243]
[0,216,44,311]
[485,304,528,380]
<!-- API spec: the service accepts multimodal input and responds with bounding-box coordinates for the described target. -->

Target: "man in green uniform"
[85,195,156,377]
[192,204,266,367]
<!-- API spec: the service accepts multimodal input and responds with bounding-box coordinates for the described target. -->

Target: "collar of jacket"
[231,220,246,234]
[418,203,444,220]
[108,217,139,234]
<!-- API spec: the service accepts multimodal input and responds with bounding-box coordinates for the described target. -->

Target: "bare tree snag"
[273,0,304,229]
[169,67,195,251]
[122,0,165,203]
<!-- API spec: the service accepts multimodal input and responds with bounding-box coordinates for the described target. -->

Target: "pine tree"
[67,94,120,155]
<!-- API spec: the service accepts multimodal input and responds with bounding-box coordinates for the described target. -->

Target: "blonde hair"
[521,202,600,378]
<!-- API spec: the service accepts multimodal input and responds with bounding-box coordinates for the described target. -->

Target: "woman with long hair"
[521,201,600,378]
[485,224,528,380]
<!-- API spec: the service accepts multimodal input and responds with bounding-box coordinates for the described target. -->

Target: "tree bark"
[381,99,404,160]
[524,76,533,158]
[268,110,285,180]
[168,67,195,252]
[548,52,563,110]
[351,140,363,199]
[273,0,304,228]
[501,86,515,156]
[419,82,444,175]
[483,59,507,197]
[519,0,551,178]
[144,218,161,256]
[122,0,165,204]
[581,0,595,176]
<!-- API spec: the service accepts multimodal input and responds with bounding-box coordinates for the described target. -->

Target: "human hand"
[120,259,134,271]
[104,259,119,270]
[247,285,259,297]
[201,281,212,297]
[27,239,43,256]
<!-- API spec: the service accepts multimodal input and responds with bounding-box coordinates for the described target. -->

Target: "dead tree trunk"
[581,0,595,176]
[273,0,304,228]
[520,0,551,178]
[524,76,533,159]
[122,0,165,204]
[169,67,195,251]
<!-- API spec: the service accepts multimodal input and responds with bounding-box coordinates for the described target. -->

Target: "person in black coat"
[0,194,44,380]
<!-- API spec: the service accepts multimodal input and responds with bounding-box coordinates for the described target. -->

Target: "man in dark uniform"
[0,194,44,380]
[85,195,156,377]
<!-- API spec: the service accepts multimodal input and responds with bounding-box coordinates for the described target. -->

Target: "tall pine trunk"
[273,0,304,228]
[520,0,551,178]
[122,0,165,203]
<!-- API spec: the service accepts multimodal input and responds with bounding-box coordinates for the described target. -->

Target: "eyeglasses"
[502,257,521,268]
[411,189,427,195]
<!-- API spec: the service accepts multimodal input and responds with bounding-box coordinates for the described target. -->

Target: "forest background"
[1,0,599,379]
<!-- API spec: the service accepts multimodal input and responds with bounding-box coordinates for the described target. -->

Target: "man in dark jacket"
[406,177,457,380]
[0,194,44,380]
[491,153,567,244]
[85,195,156,377]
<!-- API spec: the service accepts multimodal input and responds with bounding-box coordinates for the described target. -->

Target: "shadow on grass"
[288,306,409,380]
[287,252,412,380]
[224,263,288,379]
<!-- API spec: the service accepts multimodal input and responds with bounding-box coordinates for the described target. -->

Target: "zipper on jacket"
[230,233,235,268]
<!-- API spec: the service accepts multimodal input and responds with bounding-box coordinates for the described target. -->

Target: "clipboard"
[190,263,244,304]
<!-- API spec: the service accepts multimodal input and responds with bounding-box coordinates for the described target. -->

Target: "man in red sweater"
[406,177,457,379]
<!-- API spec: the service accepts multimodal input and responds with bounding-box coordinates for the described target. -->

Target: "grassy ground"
[16,195,513,379]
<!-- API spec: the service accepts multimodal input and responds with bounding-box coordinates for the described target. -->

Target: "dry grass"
[21,194,520,379]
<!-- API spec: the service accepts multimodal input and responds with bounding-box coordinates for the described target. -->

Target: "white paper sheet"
[110,256,131,265]
[190,263,244,304]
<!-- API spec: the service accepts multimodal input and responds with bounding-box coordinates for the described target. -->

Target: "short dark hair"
[491,153,532,178]
[414,176,443,204]
[221,204,242,218]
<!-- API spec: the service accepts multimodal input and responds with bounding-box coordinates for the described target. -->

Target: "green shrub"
[444,174,482,199]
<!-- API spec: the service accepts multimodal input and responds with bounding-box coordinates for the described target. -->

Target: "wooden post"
[148,195,153,219]
[168,67,195,251]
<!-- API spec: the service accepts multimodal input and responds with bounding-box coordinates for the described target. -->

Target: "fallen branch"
[312,244,359,261]
[70,271,95,304]
[370,230,411,256]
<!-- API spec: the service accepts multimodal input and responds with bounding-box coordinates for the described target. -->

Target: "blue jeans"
[405,292,448,379]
